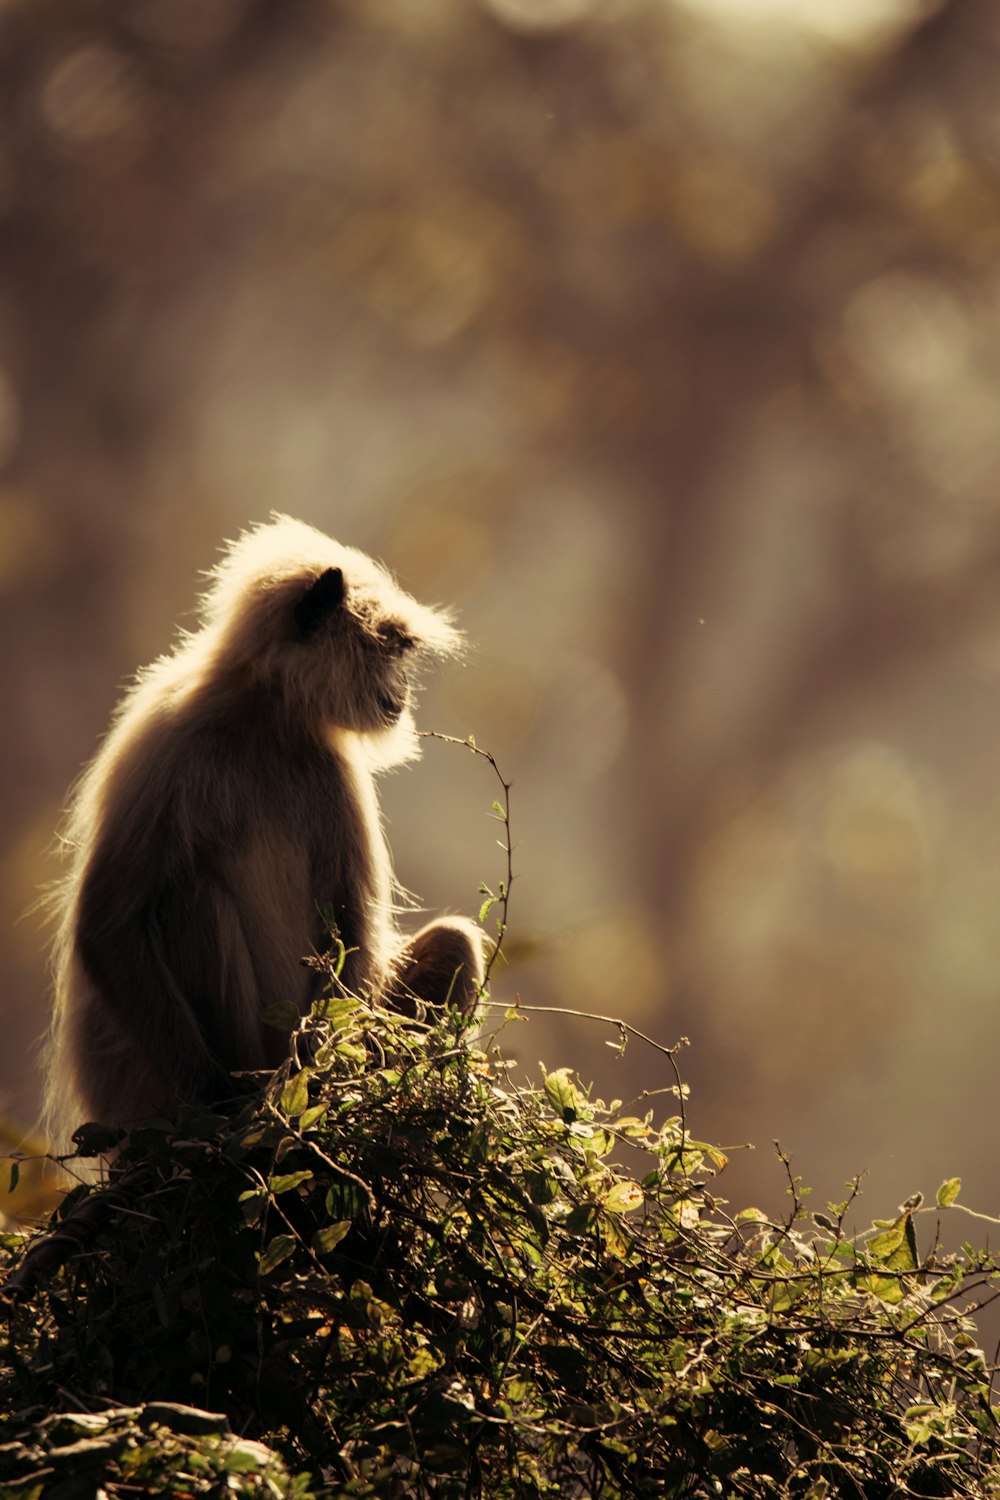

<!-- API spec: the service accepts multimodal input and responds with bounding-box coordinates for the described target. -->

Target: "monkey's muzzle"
[377,684,408,722]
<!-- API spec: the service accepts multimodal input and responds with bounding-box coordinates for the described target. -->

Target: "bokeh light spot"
[695,796,808,952]
[842,272,970,399]
[822,742,936,910]
[664,157,776,265]
[127,0,249,51]
[550,910,667,1019]
[40,45,147,148]
[0,367,21,469]
[680,0,936,48]
[447,654,542,750]
[386,473,500,603]
[0,490,59,591]
[479,0,609,35]
[330,205,504,346]
[546,654,629,781]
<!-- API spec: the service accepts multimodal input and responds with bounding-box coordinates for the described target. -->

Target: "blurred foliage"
[5,991,1000,1497]
[0,1118,62,1227]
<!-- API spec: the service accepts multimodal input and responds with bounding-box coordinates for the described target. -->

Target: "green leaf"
[224,1441,272,1473]
[804,1348,857,1373]
[334,1040,367,1066]
[603,1181,644,1215]
[326,1182,369,1219]
[313,1220,352,1254]
[770,1279,802,1313]
[564,1205,598,1236]
[314,997,363,1030]
[936,1176,961,1209]
[543,1067,582,1122]
[867,1215,905,1261]
[868,1211,918,1275]
[258,1234,297,1275]
[299,1105,328,1130]
[238,1187,267,1225]
[330,936,348,978]
[889,1216,919,1274]
[269,1170,313,1196]
[602,1217,630,1259]
[860,1272,906,1305]
[406,1347,442,1381]
[491,800,505,818]
[7,1160,19,1195]
[479,896,496,922]
[675,1198,700,1229]
[280,1069,312,1118]
[866,1227,903,1260]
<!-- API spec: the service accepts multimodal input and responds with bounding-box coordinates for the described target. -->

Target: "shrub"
[3,984,1000,1498]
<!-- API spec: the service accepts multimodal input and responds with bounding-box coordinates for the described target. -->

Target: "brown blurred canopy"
[3,0,1000,1214]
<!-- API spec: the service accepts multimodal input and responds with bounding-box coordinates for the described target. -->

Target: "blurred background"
[2,0,1000,1222]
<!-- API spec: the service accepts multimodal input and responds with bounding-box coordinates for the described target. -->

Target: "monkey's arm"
[75,834,240,1111]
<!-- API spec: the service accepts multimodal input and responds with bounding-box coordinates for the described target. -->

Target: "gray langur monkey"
[44,515,484,1142]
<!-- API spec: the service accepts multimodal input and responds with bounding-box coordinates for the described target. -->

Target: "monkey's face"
[202,517,461,750]
[289,560,457,741]
[371,621,417,725]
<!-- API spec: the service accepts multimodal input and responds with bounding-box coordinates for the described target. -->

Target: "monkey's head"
[200,516,461,755]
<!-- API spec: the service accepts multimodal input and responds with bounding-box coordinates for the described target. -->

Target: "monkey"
[44,515,484,1144]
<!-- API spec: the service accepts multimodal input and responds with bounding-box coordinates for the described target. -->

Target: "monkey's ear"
[295,567,345,639]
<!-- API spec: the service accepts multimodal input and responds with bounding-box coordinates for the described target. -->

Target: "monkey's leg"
[389,917,485,1017]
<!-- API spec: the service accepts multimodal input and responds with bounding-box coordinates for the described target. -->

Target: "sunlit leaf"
[258,1235,297,1276]
[268,1171,313,1196]
[299,1105,328,1130]
[313,1221,352,1255]
[543,1067,581,1122]
[603,1180,644,1215]
[280,1070,312,1118]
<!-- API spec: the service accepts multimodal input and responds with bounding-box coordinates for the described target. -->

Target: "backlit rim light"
[678,0,935,46]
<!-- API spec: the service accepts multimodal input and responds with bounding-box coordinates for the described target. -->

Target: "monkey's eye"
[378,623,416,654]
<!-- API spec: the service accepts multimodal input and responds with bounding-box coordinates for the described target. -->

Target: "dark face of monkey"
[291,565,425,736]
[198,520,460,745]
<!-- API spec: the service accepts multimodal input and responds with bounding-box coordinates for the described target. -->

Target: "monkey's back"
[49,670,394,1135]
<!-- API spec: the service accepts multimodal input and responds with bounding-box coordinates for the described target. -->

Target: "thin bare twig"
[490,998,690,1148]
[419,731,513,993]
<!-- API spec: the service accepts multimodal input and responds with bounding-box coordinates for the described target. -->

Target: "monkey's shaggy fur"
[45,516,483,1142]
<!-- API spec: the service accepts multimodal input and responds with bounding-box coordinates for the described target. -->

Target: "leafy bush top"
[3,988,1000,1499]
